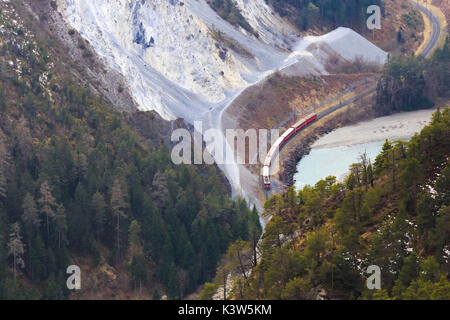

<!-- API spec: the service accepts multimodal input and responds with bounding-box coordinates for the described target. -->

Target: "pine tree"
[91,191,106,240]
[14,116,33,165]
[55,205,67,249]
[111,179,127,262]
[128,220,141,251]
[22,193,40,233]
[248,206,261,267]
[0,208,8,298]
[0,133,12,199]
[7,223,25,279]
[38,181,57,240]
[152,171,168,209]
[129,252,147,296]
[0,168,6,200]
[167,262,179,299]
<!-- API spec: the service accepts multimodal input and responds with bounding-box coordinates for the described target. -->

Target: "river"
[294,108,437,189]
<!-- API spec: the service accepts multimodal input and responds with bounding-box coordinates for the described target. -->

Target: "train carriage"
[262,166,270,188]
[262,113,317,189]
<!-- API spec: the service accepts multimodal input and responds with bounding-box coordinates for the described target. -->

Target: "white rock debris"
[56,0,388,203]
[56,0,387,124]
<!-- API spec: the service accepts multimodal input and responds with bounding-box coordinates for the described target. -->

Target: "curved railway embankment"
[269,0,443,192]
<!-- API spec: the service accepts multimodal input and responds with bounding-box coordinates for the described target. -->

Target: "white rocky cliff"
[57,0,386,122]
[56,0,388,209]
[57,0,297,121]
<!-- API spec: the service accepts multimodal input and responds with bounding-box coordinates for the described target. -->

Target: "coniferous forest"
[0,0,448,303]
[268,0,383,30]
[0,5,261,299]
[207,0,382,33]
[235,106,449,299]
[223,41,450,300]
[198,35,450,301]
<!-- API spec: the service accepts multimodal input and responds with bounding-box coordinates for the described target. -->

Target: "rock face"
[55,0,389,209]
[56,0,387,124]
[56,0,294,122]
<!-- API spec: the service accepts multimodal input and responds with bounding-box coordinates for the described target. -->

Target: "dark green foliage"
[129,252,147,292]
[242,108,450,300]
[207,0,256,36]
[0,77,259,298]
[0,12,260,299]
[401,9,421,30]
[376,55,431,114]
[397,29,404,43]
[267,0,382,31]
[425,36,450,98]
[376,37,450,115]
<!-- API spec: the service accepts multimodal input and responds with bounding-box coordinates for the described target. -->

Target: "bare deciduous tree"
[360,151,370,191]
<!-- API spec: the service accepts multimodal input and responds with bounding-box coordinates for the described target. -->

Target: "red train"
[262,113,317,189]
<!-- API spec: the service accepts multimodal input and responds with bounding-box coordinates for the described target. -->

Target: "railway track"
[262,0,442,194]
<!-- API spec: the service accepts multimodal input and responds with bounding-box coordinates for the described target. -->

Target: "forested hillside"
[267,0,383,31]
[223,36,450,300]
[208,0,383,33]
[237,106,450,300]
[376,37,450,115]
[0,2,260,299]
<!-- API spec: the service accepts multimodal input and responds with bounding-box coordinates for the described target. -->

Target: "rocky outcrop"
[55,0,295,122]
[54,1,387,124]
[20,0,138,113]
